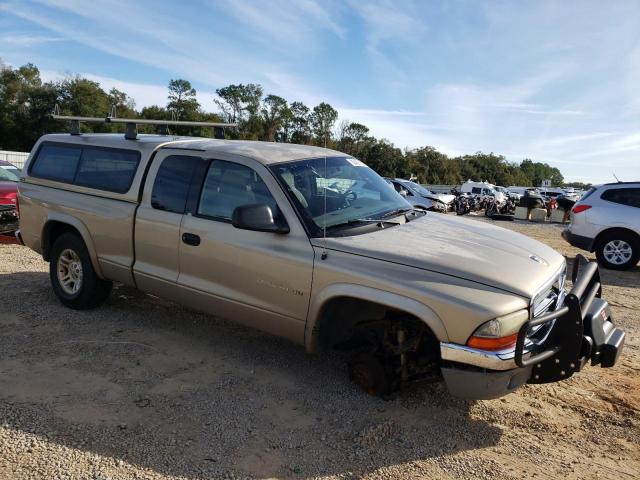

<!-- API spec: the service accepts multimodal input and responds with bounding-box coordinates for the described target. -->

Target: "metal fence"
[423,184,459,194]
[0,151,30,170]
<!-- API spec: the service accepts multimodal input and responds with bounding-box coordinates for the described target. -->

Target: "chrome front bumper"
[440,342,519,371]
[438,256,625,399]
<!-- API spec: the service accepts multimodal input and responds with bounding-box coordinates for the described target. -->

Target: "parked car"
[562,182,640,270]
[507,186,539,198]
[0,160,20,204]
[562,187,581,202]
[495,185,520,201]
[387,178,454,212]
[17,127,624,399]
[0,160,20,235]
[460,180,497,197]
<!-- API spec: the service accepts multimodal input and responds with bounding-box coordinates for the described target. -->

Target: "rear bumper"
[562,228,593,252]
[440,256,625,399]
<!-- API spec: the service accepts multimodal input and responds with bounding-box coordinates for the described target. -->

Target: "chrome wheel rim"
[57,248,83,295]
[603,240,632,265]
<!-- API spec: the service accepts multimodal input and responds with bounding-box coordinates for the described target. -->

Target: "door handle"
[182,232,200,246]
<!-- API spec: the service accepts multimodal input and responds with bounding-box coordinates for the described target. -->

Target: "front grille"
[528,266,567,343]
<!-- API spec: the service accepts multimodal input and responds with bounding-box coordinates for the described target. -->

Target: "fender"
[305,283,449,353]
[41,212,105,279]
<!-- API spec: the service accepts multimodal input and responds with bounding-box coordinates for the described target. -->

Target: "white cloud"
[223,0,345,49]
[0,34,63,47]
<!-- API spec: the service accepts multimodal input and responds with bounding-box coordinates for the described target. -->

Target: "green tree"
[167,79,199,120]
[406,146,459,184]
[356,138,406,178]
[260,94,290,142]
[214,84,262,123]
[0,62,59,150]
[310,102,337,146]
[289,101,311,144]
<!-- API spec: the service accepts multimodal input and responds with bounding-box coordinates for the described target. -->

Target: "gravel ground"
[0,218,638,480]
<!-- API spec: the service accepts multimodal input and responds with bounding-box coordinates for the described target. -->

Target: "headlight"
[466,309,529,351]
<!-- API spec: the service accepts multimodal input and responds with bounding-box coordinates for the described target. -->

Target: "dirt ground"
[0,218,638,480]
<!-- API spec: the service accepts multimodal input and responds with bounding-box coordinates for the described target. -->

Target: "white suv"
[562,182,640,270]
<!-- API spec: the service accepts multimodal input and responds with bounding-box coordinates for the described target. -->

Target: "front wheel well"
[42,221,82,261]
[315,296,437,352]
[316,296,442,393]
[593,227,640,251]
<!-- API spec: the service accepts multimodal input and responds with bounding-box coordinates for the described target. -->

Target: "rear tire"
[595,231,639,271]
[49,232,112,309]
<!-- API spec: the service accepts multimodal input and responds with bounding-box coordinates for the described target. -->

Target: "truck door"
[176,158,314,344]
[133,152,207,298]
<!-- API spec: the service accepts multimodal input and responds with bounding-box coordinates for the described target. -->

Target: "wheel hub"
[603,240,632,265]
[57,248,83,295]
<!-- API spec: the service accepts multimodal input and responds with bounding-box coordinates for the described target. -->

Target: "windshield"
[0,165,20,182]
[404,181,434,196]
[270,156,411,236]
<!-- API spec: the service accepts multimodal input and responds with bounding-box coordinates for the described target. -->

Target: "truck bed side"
[19,181,139,285]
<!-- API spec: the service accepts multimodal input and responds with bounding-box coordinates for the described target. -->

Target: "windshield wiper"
[379,207,414,219]
[325,218,401,231]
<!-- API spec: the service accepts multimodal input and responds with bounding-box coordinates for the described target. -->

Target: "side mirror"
[232,204,289,234]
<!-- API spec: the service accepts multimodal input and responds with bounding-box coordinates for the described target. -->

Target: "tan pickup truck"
[17,131,625,399]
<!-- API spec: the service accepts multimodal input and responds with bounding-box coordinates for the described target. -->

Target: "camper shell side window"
[29,142,141,194]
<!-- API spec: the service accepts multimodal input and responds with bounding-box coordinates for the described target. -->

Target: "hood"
[419,192,454,205]
[314,214,565,298]
[434,193,455,204]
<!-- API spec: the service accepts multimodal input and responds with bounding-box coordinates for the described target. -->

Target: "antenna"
[51,105,237,140]
[613,172,622,183]
[321,135,328,260]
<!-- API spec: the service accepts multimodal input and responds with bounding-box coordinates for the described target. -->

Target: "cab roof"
[39,133,346,165]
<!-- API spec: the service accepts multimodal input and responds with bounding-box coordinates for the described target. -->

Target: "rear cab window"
[29,142,140,193]
[151,155,202,214]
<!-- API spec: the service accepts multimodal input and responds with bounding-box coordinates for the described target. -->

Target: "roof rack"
[51,104,237,140]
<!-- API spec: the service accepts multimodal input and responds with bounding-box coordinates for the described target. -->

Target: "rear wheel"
[595,231,639,270]
[49,232,112,309]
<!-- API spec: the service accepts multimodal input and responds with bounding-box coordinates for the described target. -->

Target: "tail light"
[572,204,591,214]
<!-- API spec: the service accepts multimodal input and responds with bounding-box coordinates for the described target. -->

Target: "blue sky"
[1,0,638,183]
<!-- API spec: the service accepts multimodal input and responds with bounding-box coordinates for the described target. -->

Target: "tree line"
[0,61,566,187]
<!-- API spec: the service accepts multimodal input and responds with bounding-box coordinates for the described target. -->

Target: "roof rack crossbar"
[107,118,235,128]
[50,105,237,140]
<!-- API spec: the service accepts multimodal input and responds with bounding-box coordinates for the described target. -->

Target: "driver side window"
[393,182,412,196]
[197,160,279,221]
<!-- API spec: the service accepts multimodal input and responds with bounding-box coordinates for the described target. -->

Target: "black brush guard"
[515,254,625,384]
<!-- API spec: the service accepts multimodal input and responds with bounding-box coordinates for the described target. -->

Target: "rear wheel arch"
[41,218,104,278]
[305,285,448,353]
[593,227,640,251]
